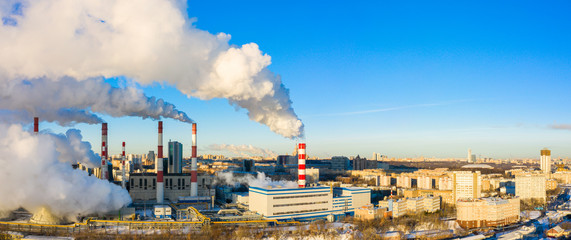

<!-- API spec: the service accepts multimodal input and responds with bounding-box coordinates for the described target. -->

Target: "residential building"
[453,171,481,203]
[355,204,388,220]
[330,156,350,171]
[456,197,520,229]
[379,196,440,218]
[541,148,551,176]
[515,173,546,201]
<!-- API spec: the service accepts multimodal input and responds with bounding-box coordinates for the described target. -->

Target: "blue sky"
[46,1,571,159]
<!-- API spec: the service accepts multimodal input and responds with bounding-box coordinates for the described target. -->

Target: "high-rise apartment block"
[515,173,546,201]
[541,148,551,176]
[453,171,481,203]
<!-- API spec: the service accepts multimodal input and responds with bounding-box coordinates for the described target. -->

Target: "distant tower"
[100,123,109,180]
[156,121,164,204]
[121,142,126,189]
[191,123,198,197]
[467,149,472,162]
[541,148,551,175]
[33,117,39,135]
[168,141,183,174]
[298,143,306,188]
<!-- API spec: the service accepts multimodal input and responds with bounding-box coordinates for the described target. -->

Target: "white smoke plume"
[48,129,100,168]
[216,172,298,189]
[0,123,131,220]
[0,109,103,126]
[208,144,277,158]
[0,77,192,124]
[0,0,303,138]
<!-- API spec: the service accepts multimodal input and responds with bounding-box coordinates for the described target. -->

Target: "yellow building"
[547,179,558,191]
[456,197,520,229]
[354,204,387,220]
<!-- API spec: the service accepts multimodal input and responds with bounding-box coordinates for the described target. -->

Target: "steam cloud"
[0,123,131,220]
[0,0,304,138]
[48,129,100,168]
[216,172,298,189]
[0,77,192,125]
[208,144,277,158]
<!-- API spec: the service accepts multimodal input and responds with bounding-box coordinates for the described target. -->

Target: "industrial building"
[248,185,371,221]
[456,197,520,229]
[129,173,214,202]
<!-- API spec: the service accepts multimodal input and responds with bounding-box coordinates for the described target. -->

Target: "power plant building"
[129,173,214,202]
[248,186,371,221]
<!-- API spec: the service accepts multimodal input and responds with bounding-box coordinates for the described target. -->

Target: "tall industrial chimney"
[33,117,39,135]
[101,123,108,180]
[298,143,306,188]
[121,142,126,189]
[156,121,164,204]
[191,123,198,196]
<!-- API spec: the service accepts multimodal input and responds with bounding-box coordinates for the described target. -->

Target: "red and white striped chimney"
[156,121,164,204]
[33,117,39,135]
[298,143,306,188]
[121,141,126,189]
[101,123,108,180]
[191,123,198,196]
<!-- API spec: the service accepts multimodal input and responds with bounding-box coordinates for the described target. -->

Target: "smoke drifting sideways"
[216,172,298,189]
[0,0,303,138]
[0,77,193,125]
[207,144,277,158]
[0,123,131,221]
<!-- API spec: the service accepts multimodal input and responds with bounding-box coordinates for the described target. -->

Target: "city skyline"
[19,1,571,158]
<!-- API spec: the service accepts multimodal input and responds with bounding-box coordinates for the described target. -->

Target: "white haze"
[0,0,304,138]
[0,77,192,125]
[216,172,298,189]
[0,123,131,220]
[208,144,277,158]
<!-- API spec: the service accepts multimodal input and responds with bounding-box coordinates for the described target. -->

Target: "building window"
[274,208,328,215]
[153,179,156,189]
[182,179,185,189]
[139,179,142,188]
[178,178,181,190]
[170,179,173,190]
[273,201,328,208]
[273,193,328,200]
[144,179,147,190]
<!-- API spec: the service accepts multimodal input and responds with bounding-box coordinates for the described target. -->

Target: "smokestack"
[101,123,108,180]
[191,123,198,197]
[121,142,126,189]
[156,121,164,204]
[33,117,39,135]
[298,143,306,188]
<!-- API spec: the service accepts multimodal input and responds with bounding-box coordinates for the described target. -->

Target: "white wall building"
[515,173,546,201]
[249,186,371,221]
